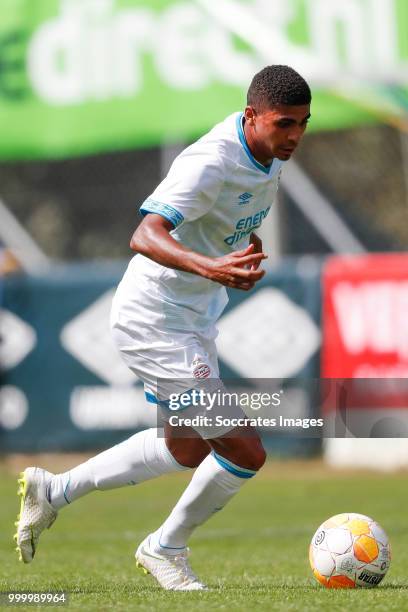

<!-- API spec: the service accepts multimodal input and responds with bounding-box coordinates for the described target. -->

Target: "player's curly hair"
[247,65,311,110]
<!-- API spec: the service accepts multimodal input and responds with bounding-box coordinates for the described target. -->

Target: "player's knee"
[212,436,266,471]
[166,439,210,468]
[244,443,267,471]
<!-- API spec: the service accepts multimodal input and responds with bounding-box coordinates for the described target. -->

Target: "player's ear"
[244,106,257,126]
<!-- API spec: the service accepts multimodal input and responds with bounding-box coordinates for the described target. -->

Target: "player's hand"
[248,232,263,270]
[202,243,268,291]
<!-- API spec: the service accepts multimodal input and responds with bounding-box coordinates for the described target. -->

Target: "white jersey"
[114,112,284,333]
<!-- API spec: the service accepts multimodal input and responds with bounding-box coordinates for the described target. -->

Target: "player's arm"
[130,214,267,291]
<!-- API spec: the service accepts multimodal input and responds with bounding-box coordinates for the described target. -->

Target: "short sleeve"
[140,146,225,229]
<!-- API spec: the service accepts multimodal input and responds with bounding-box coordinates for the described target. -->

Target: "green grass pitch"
[1,458,407,611]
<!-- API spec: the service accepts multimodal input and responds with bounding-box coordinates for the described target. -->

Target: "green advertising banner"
[0,0,407,160]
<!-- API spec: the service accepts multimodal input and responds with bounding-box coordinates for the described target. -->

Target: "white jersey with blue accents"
[115,112,284,332]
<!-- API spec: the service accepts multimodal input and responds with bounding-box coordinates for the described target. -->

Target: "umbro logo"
[238,192,253,205]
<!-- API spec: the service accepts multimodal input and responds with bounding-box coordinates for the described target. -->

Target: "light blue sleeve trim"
[212,451,256,478]
[140,198,184,228]
[236,113,271,175]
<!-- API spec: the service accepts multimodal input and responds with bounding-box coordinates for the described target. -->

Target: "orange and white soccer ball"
[309,513,391,588]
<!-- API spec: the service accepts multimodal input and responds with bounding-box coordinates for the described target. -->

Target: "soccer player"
[15,65,311,590]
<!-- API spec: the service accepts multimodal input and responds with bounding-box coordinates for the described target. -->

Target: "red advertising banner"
[322,254,408,420]
[322,254,408,379]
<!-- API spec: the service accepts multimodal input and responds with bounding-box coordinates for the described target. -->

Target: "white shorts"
[111,322,219,396]
[109,264,247,439]
[111,313,242,439]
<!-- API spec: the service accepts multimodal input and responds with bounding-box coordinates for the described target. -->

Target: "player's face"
[244,104,311,163]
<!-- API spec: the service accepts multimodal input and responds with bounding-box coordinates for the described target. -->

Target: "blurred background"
[1,0,408,468]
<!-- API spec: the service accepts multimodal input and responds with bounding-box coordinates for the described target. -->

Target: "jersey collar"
[236,113,282,176]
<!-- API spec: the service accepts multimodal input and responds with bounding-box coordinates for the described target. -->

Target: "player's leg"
[15,318,211,564]
[134,332,264,589]
[163,422,211,468]
[14,426,209,564]
[150,424,265,550]
[136,423,265,590]
[47,424,209,508]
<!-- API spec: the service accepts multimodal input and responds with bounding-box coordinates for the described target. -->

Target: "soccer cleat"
[14,468,57,563]
[135,535,208,591]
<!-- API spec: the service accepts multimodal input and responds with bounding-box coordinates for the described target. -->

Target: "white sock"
[47,428,187,509]
[150,452,257,554]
